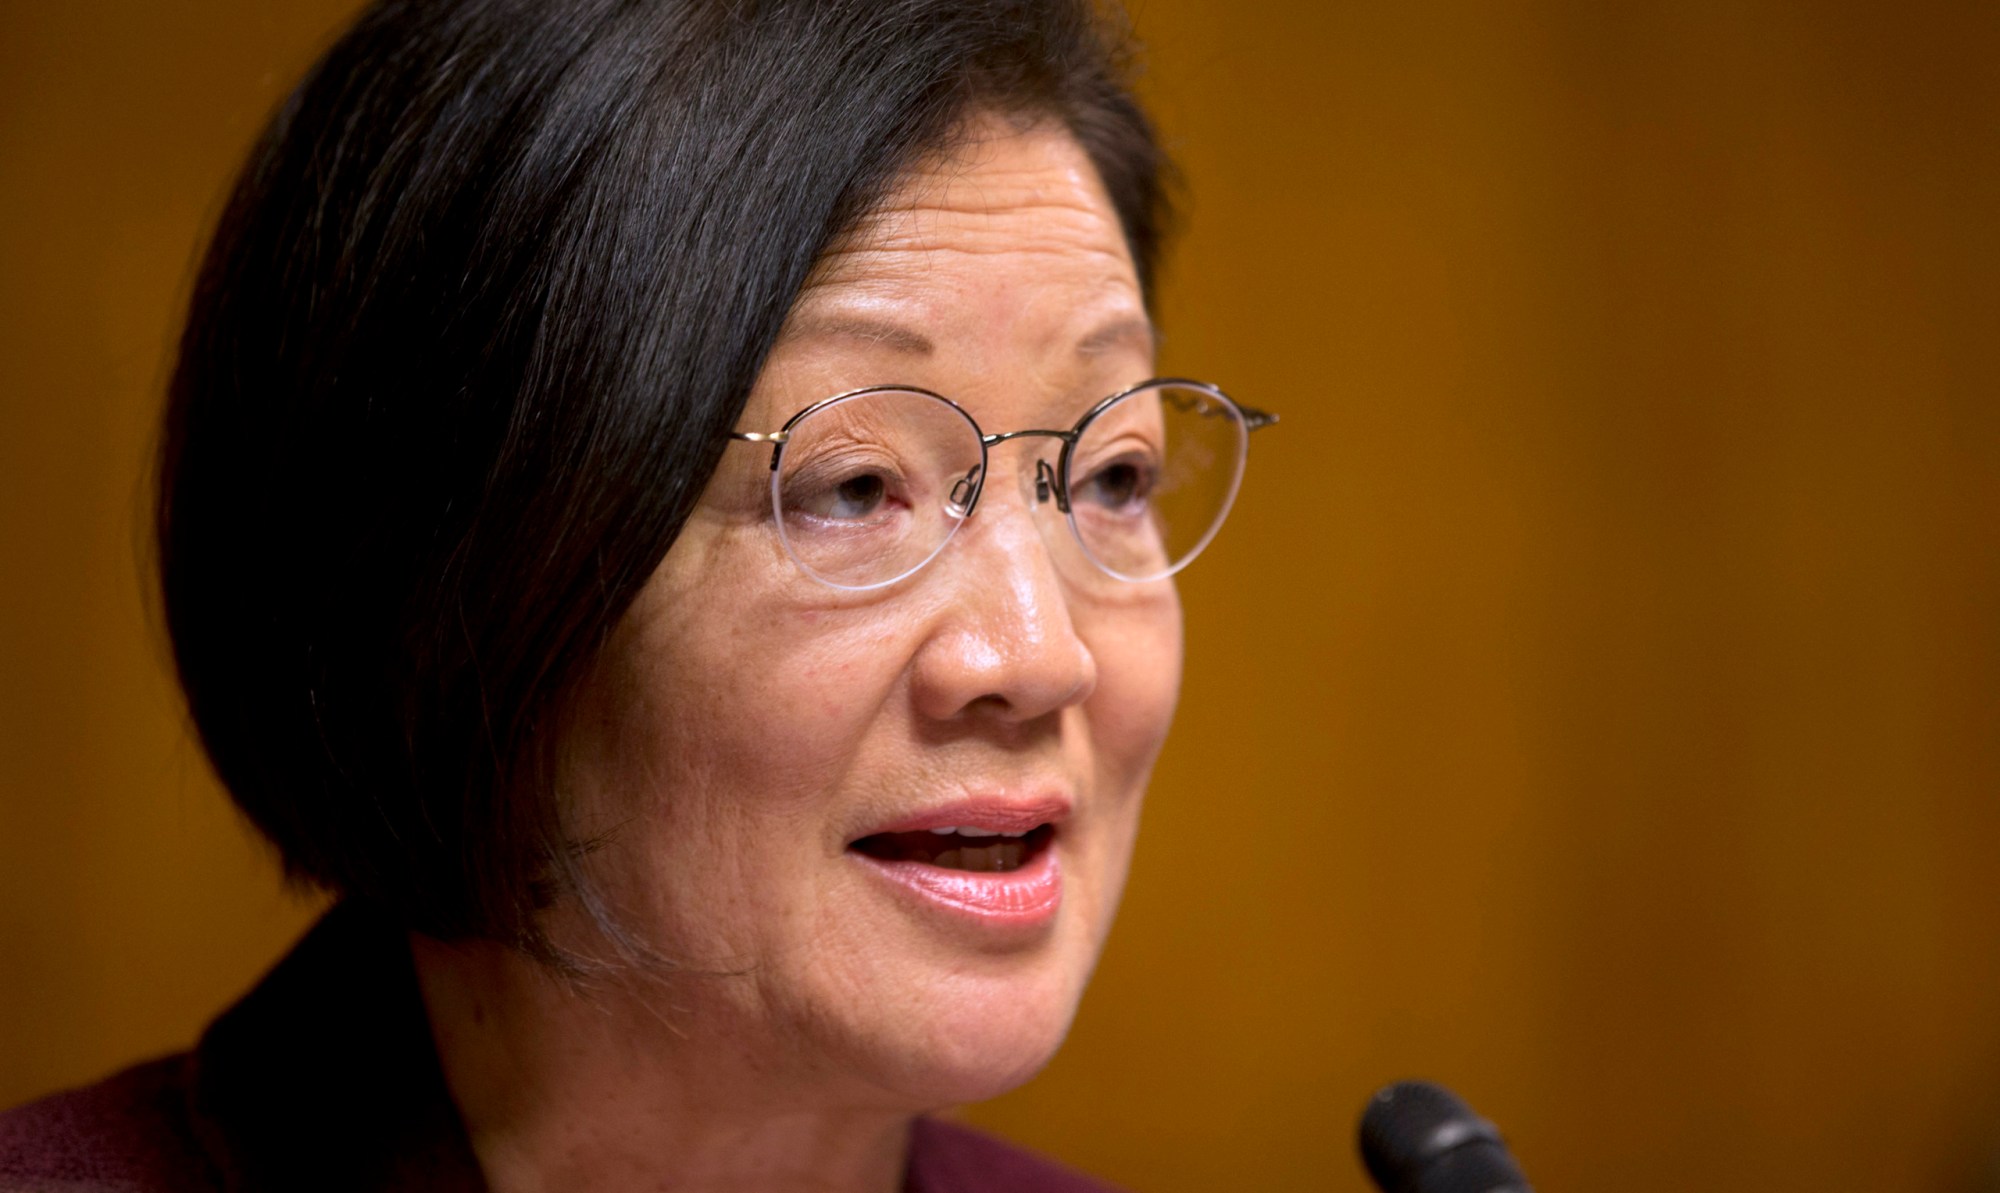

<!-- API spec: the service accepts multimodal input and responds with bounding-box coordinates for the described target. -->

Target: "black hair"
[157,0,1172,962]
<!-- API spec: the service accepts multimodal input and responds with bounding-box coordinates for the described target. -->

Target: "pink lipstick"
[847,798,1067,926]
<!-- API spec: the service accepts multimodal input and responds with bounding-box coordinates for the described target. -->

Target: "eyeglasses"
[727,378,1277,590]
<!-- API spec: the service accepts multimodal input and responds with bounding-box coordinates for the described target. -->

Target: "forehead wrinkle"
[773,308,1150,366]
[793,236,1142,348]
[819,132,1134,282]
[811,209,1133,282]
[770,120,1149,424]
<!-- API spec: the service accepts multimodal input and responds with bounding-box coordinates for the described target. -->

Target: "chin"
[850,938,1098,1109]
[880,1006,1079,1109]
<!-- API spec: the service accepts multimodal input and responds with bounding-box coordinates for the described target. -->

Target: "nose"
[907,459,1097,725]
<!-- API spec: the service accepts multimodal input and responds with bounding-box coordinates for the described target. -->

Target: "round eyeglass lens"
[771,388,985,589]
[1064,381,1249,581]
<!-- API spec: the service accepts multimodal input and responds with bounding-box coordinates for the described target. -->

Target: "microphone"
[1357,1081,1533,1193]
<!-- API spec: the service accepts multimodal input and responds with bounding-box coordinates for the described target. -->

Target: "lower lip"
[851,842,1063,928]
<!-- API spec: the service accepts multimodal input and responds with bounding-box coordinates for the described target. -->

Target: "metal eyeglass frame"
[728,377,1279,590]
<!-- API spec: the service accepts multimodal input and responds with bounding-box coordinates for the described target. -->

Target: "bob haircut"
[158,0,1172,962]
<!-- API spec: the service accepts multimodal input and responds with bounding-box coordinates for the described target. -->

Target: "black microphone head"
[1358,1081,1531,1193]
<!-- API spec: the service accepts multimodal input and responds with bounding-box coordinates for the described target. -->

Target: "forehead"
[810,115,1139,293]
[758,114,1152,424]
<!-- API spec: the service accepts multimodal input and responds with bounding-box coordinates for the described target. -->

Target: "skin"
[410,112,1184,1193]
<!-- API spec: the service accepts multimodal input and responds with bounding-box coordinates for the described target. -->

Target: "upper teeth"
[927,826,1030,837]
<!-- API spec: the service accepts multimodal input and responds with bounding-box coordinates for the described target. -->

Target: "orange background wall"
[4,1,1997,1190]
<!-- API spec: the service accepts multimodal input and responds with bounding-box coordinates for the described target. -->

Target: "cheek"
[599,608,908,836]
[604,511,907,788]
[1084,589,1184,778]
[1072,589,1181,919]
[556,550,921,952]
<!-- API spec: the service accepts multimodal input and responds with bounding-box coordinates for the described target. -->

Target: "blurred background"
[3,0,1997,1189]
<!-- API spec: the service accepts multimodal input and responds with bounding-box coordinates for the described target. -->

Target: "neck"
[409,933,914,1193]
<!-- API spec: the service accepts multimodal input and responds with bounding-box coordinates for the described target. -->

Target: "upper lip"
[850,794,1073,841]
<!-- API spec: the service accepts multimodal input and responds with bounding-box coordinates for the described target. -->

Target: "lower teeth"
[933,842,1024,872]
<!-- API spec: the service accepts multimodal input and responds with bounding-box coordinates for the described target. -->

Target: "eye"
[823,473,887,519]
[788,465,903,523]
[1073,454,1156,513]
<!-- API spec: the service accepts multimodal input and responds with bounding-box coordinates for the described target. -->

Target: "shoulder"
[0,1056,216,1192]
[905,1117,1125,1193]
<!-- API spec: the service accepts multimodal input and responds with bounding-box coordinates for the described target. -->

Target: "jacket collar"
[187,901,485,1192]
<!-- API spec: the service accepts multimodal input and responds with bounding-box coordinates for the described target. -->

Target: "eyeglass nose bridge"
[959,428,1075,520]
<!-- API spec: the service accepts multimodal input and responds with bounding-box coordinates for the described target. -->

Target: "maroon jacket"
[0,905,1119,1192]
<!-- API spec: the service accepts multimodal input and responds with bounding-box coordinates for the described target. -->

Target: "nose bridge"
[957,426,1058,515]
[923,435,1097,717]
[970,429,1066,517]
[958,432,1069,545]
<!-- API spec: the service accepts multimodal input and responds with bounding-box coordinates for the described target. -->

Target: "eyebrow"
[777,312,1156,360]
[779,314,935,356]
[1073,315,1156,358]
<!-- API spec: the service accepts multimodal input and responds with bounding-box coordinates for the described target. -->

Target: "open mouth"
[849,824,1057,873]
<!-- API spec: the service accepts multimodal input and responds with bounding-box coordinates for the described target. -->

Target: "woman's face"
[560,115,1181,1109]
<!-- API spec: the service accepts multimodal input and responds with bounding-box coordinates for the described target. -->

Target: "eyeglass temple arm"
[1241,406,1279,431]
[729,430,792,444]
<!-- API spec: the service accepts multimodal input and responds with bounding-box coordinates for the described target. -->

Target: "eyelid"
[782,433,902,469]
[1071,425,1163,461]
